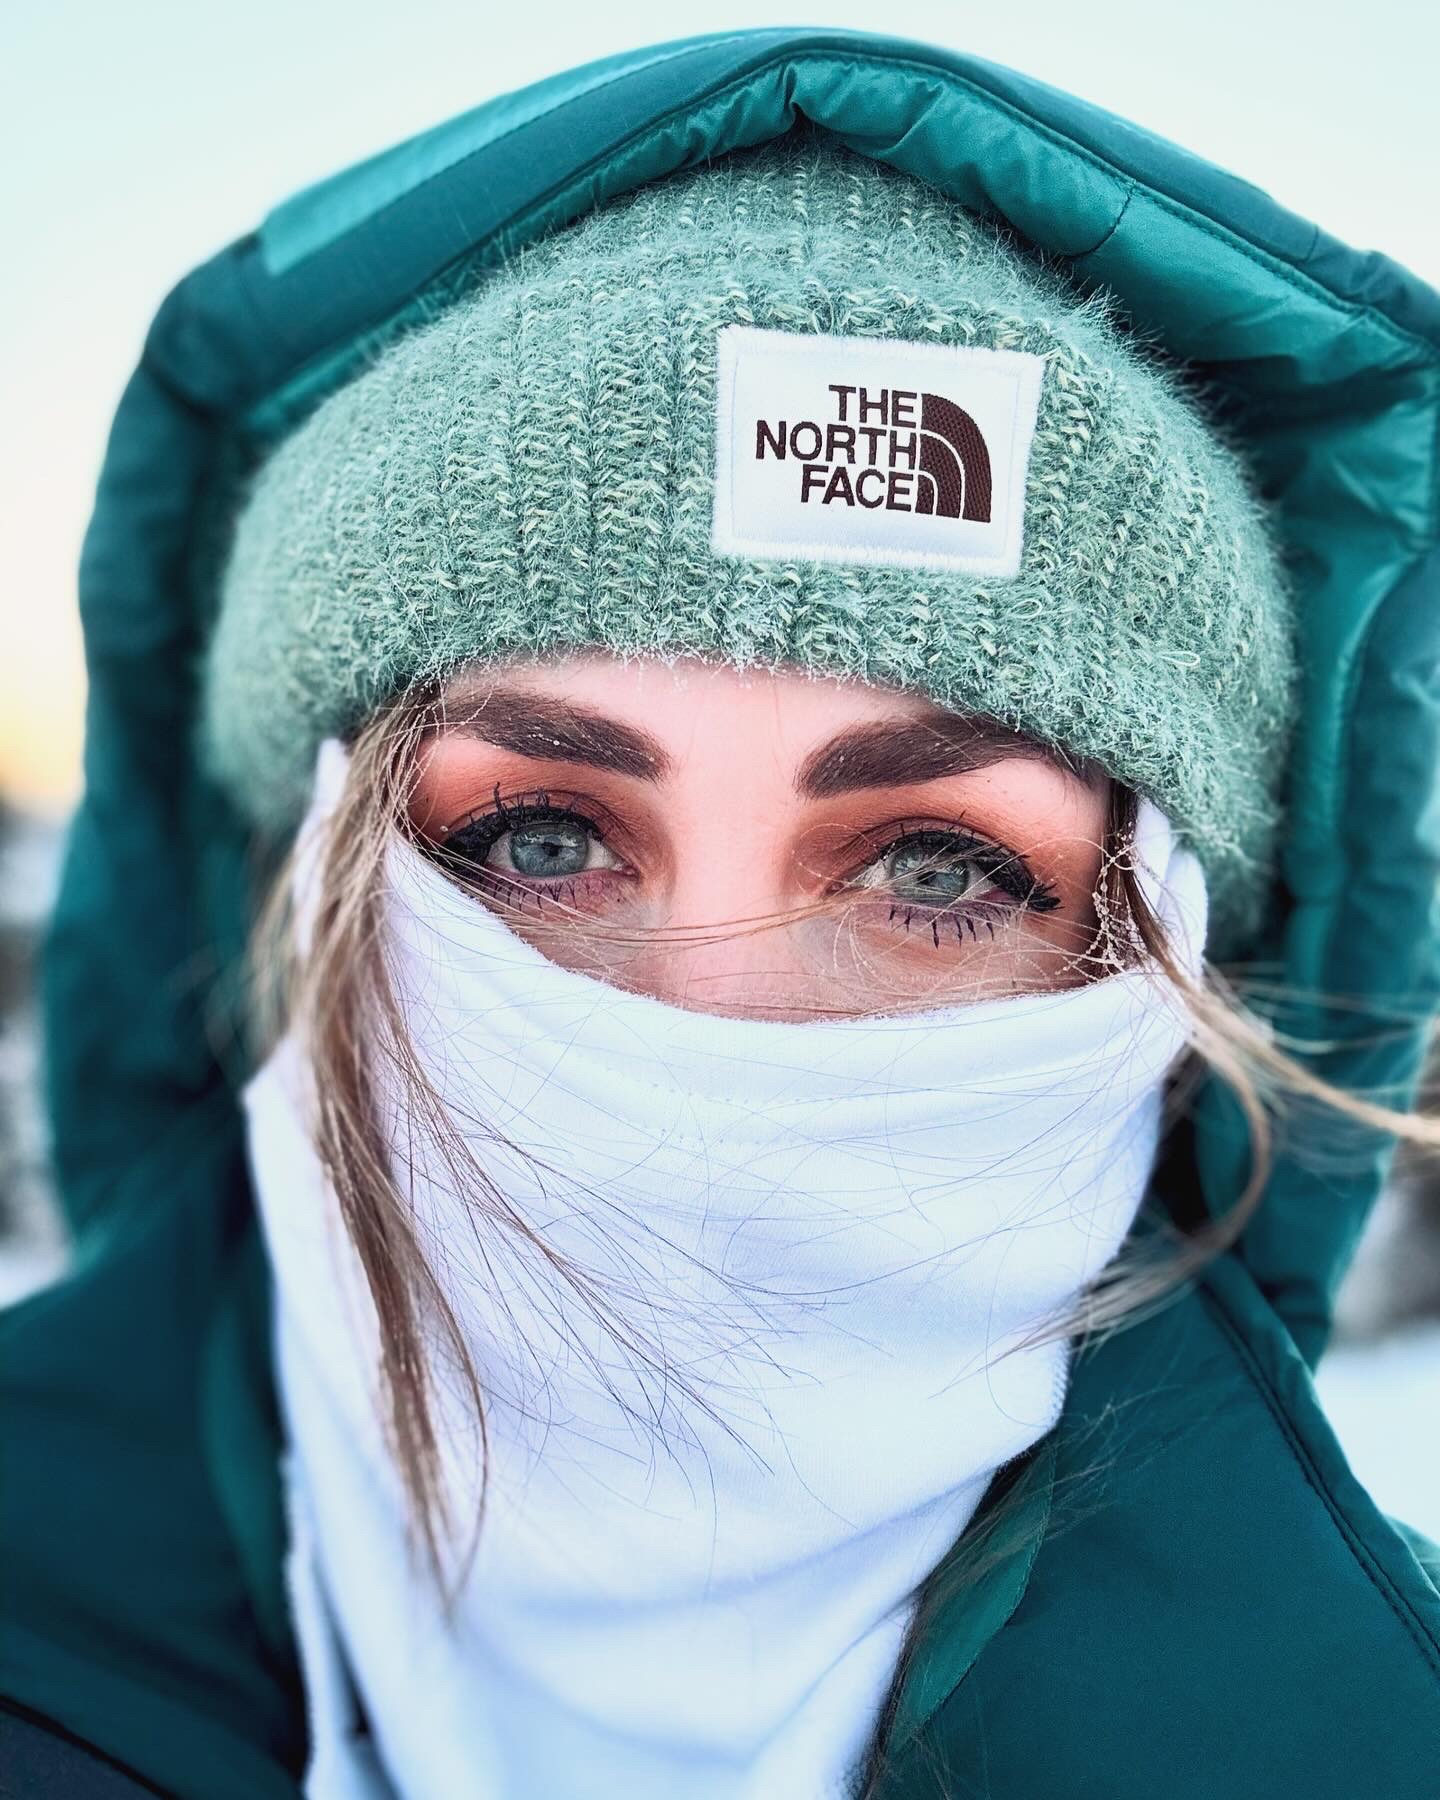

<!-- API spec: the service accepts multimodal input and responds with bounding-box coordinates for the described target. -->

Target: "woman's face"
[406,654,1110,1020]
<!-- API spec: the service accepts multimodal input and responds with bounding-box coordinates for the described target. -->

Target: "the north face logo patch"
[711,326,1045,577]
[755,385,993,520]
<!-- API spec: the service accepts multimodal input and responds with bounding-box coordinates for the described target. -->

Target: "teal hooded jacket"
[3,27,1439,1798]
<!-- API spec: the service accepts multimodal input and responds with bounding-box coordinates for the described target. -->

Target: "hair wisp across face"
[242,659,1220,1797]
[402,654,1120,1021]
[251,654,1208,1588]
[251,654,1176,1582]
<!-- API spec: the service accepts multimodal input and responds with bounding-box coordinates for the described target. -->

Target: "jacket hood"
[15,29,1440,1796]
[50,23,1440,1344]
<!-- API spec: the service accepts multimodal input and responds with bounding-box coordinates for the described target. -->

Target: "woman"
[3,28,1439,1800]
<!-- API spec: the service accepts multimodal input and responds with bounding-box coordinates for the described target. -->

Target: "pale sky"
[4,1,1437,814]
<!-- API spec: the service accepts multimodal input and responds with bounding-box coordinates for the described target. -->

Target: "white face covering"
[245,736,1208,1800]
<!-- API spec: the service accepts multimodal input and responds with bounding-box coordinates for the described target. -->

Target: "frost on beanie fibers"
[201,130,1299,955]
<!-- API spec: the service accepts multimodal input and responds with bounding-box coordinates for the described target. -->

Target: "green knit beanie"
[203,131,1298,955]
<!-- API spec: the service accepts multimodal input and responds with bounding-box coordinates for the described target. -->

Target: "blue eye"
[499,816,593,877]
[437,792,621,886]
[856,825,1055,910]
[857,825,1061,949]
[883,832,988,904]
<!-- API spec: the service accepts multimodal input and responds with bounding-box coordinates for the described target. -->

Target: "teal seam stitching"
[1069,178,1135,266]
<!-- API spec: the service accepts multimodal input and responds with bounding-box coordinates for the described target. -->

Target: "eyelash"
[431,787,616,917]
[839,817,1062,945]
[429,786,1062,941]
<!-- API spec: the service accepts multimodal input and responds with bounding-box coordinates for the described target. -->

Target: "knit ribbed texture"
[202,132,1298,953]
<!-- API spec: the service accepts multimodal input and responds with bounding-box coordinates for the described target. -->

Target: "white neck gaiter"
[244,737,1207,1800]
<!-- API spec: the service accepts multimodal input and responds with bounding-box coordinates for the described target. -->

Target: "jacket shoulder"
[898,1252,1440,1798]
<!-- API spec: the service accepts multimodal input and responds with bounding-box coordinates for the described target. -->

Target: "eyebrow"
[438,688,672,781]
[437,685,1093,795]
[794,713,1094,799]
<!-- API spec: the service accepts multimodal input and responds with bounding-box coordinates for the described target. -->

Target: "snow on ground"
[1317,1325,1440,1541]
[0,810,68,1302]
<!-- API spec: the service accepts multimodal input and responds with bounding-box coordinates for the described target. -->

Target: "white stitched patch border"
[711,325,1045,578]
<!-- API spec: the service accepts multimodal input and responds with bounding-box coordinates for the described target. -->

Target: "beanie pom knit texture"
[203,133,1298,954]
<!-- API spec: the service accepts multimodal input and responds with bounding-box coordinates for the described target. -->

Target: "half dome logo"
[712,326,1045,578]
